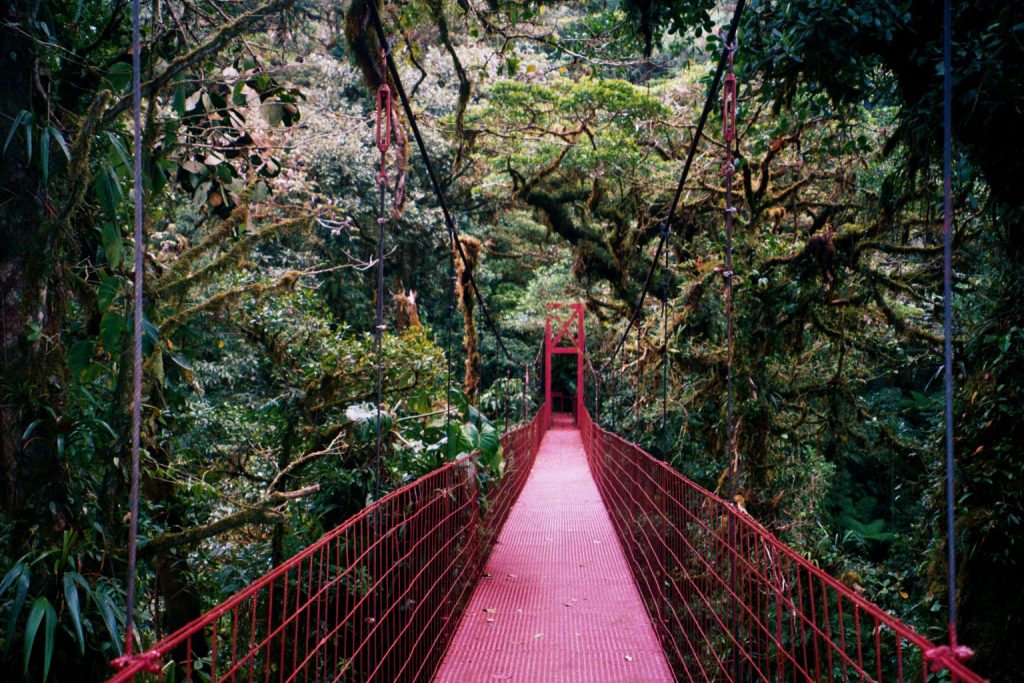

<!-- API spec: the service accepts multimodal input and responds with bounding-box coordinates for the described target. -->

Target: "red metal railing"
[108,410,546,682]
[578,408,985,683]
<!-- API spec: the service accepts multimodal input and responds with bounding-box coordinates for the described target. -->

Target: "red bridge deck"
[434,416,674,682]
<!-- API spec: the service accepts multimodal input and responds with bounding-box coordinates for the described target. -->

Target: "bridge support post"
[544,315,552,430]
[576,306,585,420]
[544,302,585,427]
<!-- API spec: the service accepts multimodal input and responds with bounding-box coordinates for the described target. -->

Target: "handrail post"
[544,315,552,430]
[576,302,585,423]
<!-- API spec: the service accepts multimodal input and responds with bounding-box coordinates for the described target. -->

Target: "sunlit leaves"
[171,69,305,215]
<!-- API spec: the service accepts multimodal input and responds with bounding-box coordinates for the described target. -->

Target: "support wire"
[598,0,746,375]
[942,0,958,644]
[124,0,144,656]
[366,2,526,368]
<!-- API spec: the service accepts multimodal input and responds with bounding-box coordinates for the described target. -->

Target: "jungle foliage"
[0,0,1021,679]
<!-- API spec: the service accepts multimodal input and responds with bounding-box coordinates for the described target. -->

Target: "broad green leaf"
[216,163,234,182]
[63,573,85,654]
[173,85,187,117]
[100,310,126,352]
[94,165,124,219]
[94,587,122,655]
[232,81,247,106]
[94,419,118,441]
[67,340,95,378]
[142,316,159,355]
[101,223,124,269]
[105,131,132,171]
[107,62,131,91]
[478,422,500,455]
[260,102,284,126]
[460,422,480,453]
[444,422,462,459]
[97,276,120,312]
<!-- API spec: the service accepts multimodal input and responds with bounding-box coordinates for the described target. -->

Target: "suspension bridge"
[104,0,985,679]
[107,303,982,682]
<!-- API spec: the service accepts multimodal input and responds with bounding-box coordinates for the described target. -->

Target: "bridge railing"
[108,409,546,683]
[578,408,984,683]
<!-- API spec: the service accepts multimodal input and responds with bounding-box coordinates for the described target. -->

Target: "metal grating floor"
[433,416,674,682]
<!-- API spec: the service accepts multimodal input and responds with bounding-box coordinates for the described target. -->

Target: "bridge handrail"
[108,408,547,682]
[578,408,984,682]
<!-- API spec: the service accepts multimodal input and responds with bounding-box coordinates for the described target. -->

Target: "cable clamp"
[924,644,975,673]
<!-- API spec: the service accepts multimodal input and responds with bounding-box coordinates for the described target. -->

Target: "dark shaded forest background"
[1,0,1022,679]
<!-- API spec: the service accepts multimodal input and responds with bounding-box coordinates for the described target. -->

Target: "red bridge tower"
[543,302,585,428]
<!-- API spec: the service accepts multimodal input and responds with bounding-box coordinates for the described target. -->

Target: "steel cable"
[598,0,746,375]
[365,6,526,368]
[124,0,144,656]
[942,0,958,645]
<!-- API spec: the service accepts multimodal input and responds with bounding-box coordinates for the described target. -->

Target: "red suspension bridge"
[104,0,982,677]
[108,304,983,683]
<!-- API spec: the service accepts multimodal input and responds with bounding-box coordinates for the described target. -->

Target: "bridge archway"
[543,302,585,427]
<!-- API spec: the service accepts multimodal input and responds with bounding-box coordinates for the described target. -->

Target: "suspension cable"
[723,37,741,681]
[373,46,392,501]
[723,36,739,498]
[941,0,958,646]
[446,231,456,458]
[124,0,144,656]
[598,0,746,375]
[660,220,670,432]
[365,4,525,368]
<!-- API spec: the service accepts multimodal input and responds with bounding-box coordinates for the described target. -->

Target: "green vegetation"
[1,0,1021,679]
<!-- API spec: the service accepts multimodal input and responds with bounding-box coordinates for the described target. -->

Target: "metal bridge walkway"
[434,415,673,682]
